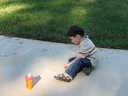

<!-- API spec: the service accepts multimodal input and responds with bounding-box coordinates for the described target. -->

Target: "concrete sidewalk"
[0,35,128,96]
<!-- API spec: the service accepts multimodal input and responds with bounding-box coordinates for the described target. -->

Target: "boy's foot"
[54,73,72,82]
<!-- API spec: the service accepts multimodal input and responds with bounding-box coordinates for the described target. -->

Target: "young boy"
[54,25,98,82]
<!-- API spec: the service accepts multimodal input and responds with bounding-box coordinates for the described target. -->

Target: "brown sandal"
[54,73,72,82]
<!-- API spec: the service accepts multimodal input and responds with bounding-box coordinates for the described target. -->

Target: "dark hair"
[67,25,85,37]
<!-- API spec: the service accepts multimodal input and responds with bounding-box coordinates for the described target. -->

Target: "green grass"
[0,0,128,49]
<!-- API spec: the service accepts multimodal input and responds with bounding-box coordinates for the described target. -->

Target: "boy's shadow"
[32,75,41,88]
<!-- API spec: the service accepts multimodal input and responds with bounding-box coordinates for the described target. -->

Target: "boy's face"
[69,35,83,45]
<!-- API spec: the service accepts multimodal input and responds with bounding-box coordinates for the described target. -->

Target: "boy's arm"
[78,38,97,58]
[77,47,96,58]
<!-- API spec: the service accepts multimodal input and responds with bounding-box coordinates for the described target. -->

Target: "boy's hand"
[64,64,70,68]
[75,55,81,58]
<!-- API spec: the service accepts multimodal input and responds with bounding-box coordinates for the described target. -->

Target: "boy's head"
[67,25,85,45]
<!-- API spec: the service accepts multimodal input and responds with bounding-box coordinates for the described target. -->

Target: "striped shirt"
[77,37,98,66]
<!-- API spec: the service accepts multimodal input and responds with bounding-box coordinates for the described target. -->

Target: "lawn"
[0,0,128,49]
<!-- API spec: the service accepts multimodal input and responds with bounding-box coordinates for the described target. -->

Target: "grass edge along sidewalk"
[0,0,128,49]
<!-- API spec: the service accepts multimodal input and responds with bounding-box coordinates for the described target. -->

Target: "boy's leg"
[54,57,76,82]
[65,58,92,78]
[54,58,92,82]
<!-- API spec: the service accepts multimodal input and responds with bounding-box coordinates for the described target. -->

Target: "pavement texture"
[0,35,128,96]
